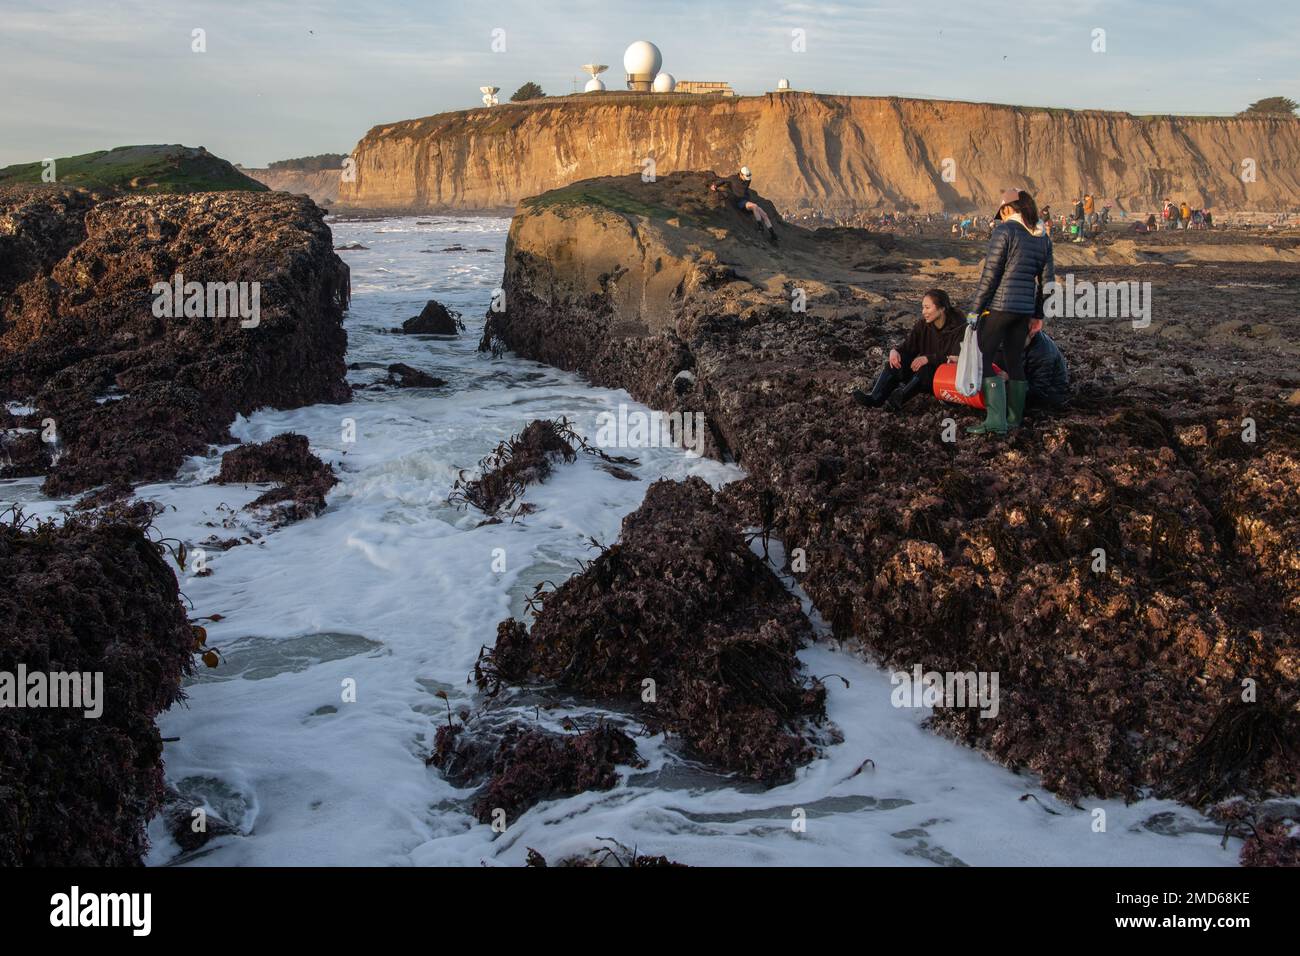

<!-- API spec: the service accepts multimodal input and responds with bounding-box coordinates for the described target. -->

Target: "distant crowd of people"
[1152,198,1213,231]
[792,192,1230,243]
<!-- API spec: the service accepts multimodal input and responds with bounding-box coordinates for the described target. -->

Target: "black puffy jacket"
[994,330,1070,407]
[1023,331,1070,407]
[969,217,1055,316]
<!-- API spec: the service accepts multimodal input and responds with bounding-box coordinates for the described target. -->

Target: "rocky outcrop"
[429,719,644,825]
[0,185,350,495]
[340,93,1300,216]
[477,476,829,784]
[480,171,1300,803]
[0,506,196,865]
[212,433,338,526]
[401,299,461,335]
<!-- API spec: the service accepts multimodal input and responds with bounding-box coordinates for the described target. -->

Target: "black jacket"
[712,174,751,201]
[899,316,963,368]
[996,330,1070,407]
[969,218,1055,316]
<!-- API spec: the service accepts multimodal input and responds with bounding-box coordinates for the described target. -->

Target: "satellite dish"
[479,85,499,106]
[582,64,608,93]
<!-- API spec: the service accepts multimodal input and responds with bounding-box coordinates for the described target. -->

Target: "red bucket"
[932,361,985,409]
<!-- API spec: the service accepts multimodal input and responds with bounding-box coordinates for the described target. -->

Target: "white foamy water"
[2,216,1238,867]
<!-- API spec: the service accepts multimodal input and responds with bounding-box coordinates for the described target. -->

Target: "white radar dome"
[584,77,606,92]
[623,41,662,77]
[652,72,676,93]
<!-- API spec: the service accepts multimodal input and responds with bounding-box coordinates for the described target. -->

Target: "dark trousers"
[872,360,938,405]
[1026,388,1069,411]
[979,311,1030,380]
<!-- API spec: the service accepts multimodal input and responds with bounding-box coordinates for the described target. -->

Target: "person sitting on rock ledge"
[709,166,778,243]
[852,289,964,412]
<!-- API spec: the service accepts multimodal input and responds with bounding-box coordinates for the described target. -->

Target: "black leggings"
[979,310,1030,380]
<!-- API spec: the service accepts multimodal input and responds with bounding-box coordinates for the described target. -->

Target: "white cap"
[740,166,752,179]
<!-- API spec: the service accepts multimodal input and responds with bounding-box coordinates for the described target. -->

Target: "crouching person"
[994,319,1070,413]
[853,289,964,412]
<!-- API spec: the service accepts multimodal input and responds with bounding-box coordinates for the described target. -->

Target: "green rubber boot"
[1006,379,1028,430]
[966,376,1008,435]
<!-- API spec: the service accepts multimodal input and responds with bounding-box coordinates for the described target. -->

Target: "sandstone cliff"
[341,93,1300,216]
[480,172,1300,804]
[240,166,341,205]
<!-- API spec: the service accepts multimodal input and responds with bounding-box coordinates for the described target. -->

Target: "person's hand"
[888,349,902,369]
[946,355,959,363]
[910,355,928,373]
[996,370,1009,381]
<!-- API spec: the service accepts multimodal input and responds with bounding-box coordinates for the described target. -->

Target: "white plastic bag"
[955,324,983,397]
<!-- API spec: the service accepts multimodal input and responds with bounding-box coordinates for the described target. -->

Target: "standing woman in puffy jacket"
[965,188,1055,434]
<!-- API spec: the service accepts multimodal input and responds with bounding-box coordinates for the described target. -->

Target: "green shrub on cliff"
[1239,96,1298,117]
[267,153,347,172]
[510,82,545,102]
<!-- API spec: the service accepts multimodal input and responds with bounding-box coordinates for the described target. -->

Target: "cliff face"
[481,172,1300,803]
[341,93,1300,215]
[240,167,341,205]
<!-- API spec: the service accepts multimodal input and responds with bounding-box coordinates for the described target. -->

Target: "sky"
[0,0,1296,167]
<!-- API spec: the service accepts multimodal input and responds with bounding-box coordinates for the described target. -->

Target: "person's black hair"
[923,288,963,325]
[1011,190,1039,226]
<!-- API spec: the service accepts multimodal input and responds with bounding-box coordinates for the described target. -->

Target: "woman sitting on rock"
[852,289,964,412]
[709,166,777,242]
[965,188,1055,435]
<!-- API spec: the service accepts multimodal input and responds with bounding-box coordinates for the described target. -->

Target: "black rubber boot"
[884,371,928,412]
[852,367,900,408]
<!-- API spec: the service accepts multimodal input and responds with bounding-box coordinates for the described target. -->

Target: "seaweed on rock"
[0,505,195,865]
[476,477,827,784]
